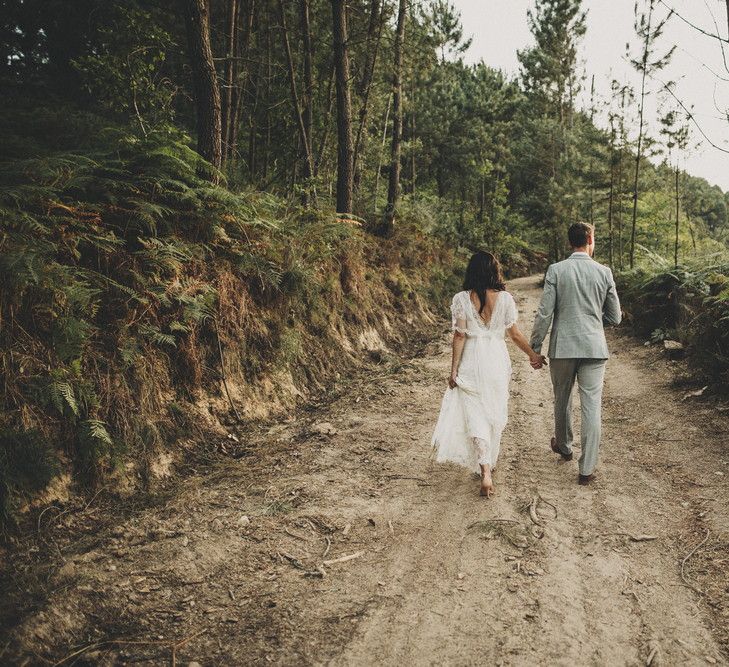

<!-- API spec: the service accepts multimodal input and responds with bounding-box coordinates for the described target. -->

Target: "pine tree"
[628,0,675,267]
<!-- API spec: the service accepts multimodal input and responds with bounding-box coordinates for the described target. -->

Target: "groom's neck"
[571,245,590,254]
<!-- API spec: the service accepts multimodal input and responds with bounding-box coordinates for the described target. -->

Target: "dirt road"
[5,275,729,666]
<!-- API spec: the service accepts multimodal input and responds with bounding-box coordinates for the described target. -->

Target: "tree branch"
[657,0,728,42]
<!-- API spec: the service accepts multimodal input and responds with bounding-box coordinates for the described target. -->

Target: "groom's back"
[547,256,616,359]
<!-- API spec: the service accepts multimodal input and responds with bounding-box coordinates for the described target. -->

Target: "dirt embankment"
[2,275,728,666]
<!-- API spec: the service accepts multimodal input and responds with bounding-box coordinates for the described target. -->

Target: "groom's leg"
[550,359,577,456]
[576,359,607,475]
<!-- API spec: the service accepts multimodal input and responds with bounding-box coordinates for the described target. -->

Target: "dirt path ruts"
[5,275,729,666]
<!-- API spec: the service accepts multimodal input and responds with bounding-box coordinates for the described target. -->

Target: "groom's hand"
[530,354,547,369]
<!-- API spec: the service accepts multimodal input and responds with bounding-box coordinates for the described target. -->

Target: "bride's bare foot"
[479,464,495,498]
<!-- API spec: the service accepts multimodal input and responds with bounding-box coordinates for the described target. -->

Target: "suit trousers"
[549,358,607,476]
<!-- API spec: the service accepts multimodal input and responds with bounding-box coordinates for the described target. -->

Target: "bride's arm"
[449,330,466,388]
[507,324,547,369]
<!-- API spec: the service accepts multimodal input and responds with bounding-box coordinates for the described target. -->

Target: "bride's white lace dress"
[431,290,518,472]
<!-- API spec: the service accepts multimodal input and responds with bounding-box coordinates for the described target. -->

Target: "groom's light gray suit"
[530,252,622,476]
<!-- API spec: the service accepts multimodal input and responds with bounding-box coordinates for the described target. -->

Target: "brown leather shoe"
[578,473,596,486]
[550,436,573,461]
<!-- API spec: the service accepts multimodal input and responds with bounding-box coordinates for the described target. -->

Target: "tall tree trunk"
[409,71,416,197]
[182,0,222,174]
[607,157,615,269]
[331,0,354,214]
[374,92,391,213]
[230,0,256,166]
[382,0,406,234]
[588,74,595,227]
[315,63,335,175]
[353,0,384,192]
[221,0,237,164]
[674,166,680,268]
[262,20,272,180]
[278,0,316,204]
[630,0,654,268]
[300,0,314,169]
[607,114,615,268]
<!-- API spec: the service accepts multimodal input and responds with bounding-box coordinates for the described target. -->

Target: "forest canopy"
[2,0,727,260]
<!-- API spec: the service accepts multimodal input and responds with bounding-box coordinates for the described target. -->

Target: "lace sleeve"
[504,292,518,329]
[450,293,468,334]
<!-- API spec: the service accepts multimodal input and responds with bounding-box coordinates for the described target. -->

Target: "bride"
[431,251,545,497]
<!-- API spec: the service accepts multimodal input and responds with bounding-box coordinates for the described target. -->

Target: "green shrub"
[0,429,58,524]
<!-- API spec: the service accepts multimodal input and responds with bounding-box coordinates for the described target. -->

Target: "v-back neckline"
[468,290,503,328]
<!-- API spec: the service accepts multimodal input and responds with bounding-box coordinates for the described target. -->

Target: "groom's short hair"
[568,222,594,248]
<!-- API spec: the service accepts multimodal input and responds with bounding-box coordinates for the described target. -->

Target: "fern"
[48,380,80,418]
[139,323,177,347]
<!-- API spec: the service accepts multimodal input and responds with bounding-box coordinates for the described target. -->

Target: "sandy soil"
[2,275,728,666]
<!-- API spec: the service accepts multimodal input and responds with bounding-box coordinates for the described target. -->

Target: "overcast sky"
[451,0,729,191]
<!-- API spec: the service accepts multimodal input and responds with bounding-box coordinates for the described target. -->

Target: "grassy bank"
[617,255,729,390]
[0,104,548,525]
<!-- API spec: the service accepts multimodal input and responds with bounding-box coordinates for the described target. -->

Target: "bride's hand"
[448,372,458,388]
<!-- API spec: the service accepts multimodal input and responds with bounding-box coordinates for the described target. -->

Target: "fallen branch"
[171,629,207,667]
[601,532,658,542]
[467,519,520,529]
[537,493,558,519]
[528,496,541,526]
[323,550,364,566]
[680,528,710,596]
[51,628,207,667]
[281,552,306,570]
[284,527,310,541]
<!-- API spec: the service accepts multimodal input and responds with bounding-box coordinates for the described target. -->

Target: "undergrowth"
[617,248,729,390]
[0,99,465,525]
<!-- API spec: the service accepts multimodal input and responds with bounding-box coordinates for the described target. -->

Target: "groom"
[530,222,622,486]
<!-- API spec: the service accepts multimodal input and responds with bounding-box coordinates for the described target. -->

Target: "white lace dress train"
[431,290,517,473]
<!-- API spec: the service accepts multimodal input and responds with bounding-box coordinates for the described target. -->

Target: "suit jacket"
[530,252,622,359]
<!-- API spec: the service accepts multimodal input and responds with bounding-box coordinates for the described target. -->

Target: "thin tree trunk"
[300,0,314,168]
[607,157,615,269]
[353,0,384,191]
[674,166,680,268]
[247,41,261,180]
[630,0,654,268]
[382,0,406,234]
[221,0,237,164]
[230,0,256,166]
[410,73,416,197]
[262,22,272,180]
[315,62,335,175]
[374,92,391,213]
[331,0,354,214]
[588,74,595,227]
[182,0,222,174]
[278,0,316,204]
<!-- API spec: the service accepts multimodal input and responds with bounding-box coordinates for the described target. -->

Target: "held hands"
[529,352,547,370]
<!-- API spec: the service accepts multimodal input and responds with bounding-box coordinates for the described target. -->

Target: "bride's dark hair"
[463,251,506,315]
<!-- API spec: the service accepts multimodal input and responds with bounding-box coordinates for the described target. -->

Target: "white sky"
[452,0,729,192]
